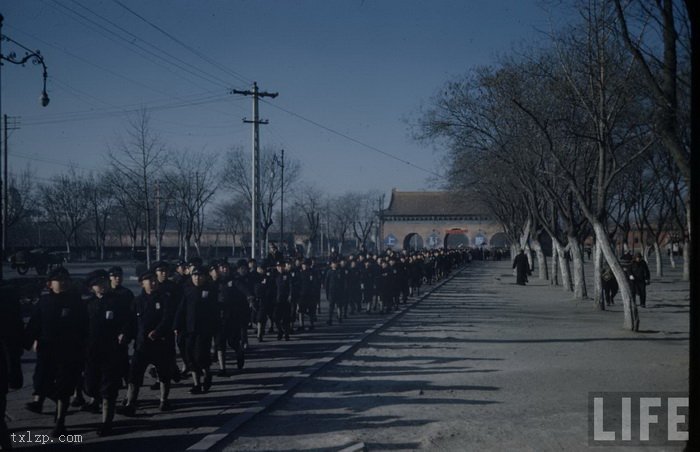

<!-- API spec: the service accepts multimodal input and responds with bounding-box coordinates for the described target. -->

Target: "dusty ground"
[220,260,689,452]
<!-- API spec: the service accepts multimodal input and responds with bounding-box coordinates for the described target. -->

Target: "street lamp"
[0,14,50,281]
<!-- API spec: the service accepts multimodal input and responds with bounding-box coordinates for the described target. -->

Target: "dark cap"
[208,263,219,273]
[138,270,156,283]
[188,257,203,267]
[275,260,286,267]
[46,267,70,282]
[152,261,169,272]
[303,259,311,266]
[191,266,207,276]
[218,260,231,268]
[175,260,187,268]
[107,266,123,276]
[236,259,248,269]
[85,269,109,287]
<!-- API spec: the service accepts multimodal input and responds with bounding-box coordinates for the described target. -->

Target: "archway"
[490,232,510,248]
[403,233,424,251]
[444,229,469,249]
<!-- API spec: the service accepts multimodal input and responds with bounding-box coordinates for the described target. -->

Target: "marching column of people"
[7,247,469,441]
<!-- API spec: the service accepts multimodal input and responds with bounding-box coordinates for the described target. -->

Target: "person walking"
[512,249,531,286]
[629,252,651,307]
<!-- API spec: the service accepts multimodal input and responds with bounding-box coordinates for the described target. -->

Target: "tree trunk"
[556,242,573,292]
[669,245,676,268]
[593,240,603,310]
[550,241,560,286]
[531,238,548,280]
[569,235,587,299]
[593,222,638,331]
[682,238,689,281]
[653,241,663,278]
[65,240,71,255]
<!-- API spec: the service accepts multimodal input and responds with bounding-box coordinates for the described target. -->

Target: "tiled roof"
[382,190,489,216]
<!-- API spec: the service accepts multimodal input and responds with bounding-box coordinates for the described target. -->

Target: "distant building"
[380,189,507,251]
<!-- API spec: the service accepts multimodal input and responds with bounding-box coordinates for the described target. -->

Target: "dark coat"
[24,290,88,363]
[132,289,176,349]
[324,268,345,303]
[1,286,24,394]
[512,252,531,285]
[174,283,218,336]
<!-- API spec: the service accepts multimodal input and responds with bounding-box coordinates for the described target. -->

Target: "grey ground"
[220,260,689,452]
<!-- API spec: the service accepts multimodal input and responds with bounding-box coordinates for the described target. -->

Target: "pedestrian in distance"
[512,249,531,286]
[629,252,651,307]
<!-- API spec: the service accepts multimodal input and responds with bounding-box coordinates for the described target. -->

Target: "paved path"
[219,261,689,452]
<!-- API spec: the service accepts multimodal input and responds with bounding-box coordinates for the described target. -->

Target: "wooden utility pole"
[233,82,278,260]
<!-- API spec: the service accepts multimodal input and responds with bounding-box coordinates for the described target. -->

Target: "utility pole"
[155,180,161,261]
[273,149,285,253]
[233,82,278,260]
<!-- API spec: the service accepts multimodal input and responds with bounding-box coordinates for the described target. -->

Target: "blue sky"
[1,0,572,198]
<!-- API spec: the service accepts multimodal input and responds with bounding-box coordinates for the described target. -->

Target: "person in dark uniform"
[121,270,176,416]
[629,252,651,307]
[388,256,400,310]
[1,284,23,450]
[324,260,344,325]
[174,266,217,394]
[377,259,394,314]
[107,266,134,388]
[512,249,531,286]
[289,260,302,331]
[361,259,376,313]
[24,267,88,437]
[209,263,229,376]
[601,265,619,306]
[83,270,131,436]
[397,256,410,304]
[273,261,292,340]
[298,259,316,331]
[310,258,322,316]
[252,264,271,342]
[346,260,362,315]
[151,261,183,385]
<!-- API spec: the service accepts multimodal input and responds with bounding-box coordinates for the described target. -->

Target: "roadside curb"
[186,265,466,451]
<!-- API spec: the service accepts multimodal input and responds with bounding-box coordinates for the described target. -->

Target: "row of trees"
[6,111,384,264]
[414,0,690,332]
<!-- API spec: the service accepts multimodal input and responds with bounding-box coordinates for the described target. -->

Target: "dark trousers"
[631,282,647,307]
[85,349,122,400]
[129,342,174,386]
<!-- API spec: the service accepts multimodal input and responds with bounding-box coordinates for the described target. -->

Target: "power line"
[46,0,233,91]
[112,0,253,87]
[260,99,443,179]
[21,91,231,126]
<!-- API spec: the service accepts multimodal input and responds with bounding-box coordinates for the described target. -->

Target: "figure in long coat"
[512,249,531,286]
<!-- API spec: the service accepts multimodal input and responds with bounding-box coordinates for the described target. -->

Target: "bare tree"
[107,109,165,268]
[37,169,91,254]
[293,184,325,257]
[221,147,300,255]
[87,174,114,260]
[613,0,691,281]
[214,196,250,256]
[164,151,219,260]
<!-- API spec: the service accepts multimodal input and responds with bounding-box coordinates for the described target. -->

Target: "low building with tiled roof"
[380,189,508,251]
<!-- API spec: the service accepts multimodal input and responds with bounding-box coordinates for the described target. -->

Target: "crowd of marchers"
[0,247,470,445]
